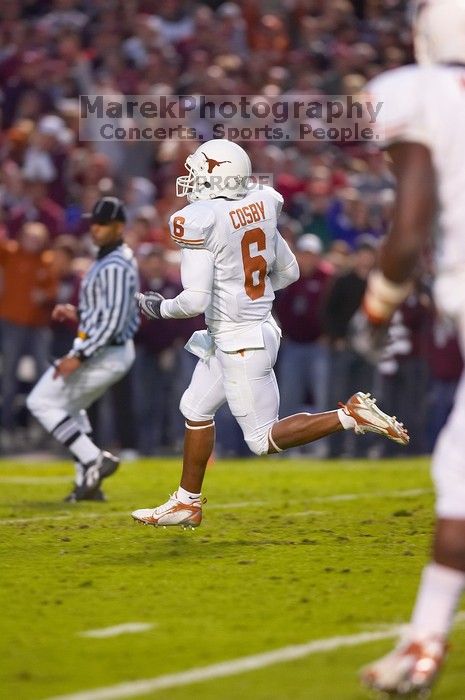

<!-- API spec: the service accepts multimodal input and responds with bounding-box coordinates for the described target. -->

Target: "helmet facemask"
[175,152,209,201]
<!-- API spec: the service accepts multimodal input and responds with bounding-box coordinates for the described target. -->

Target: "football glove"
[348,308,389,365]
[135,291,165,320]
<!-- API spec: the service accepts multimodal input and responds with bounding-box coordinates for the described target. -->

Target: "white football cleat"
[132,492,204,528]
[360,637,446,696]
[340,391,409,445]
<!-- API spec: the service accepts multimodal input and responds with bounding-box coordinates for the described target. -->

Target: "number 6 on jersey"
[241,227,267,300]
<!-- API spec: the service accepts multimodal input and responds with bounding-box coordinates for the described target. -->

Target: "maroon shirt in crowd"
[136,276,185,354]
[378,292,431,375]
[274,265,332,343]
[7,198,65,240]
[427,316,463,382]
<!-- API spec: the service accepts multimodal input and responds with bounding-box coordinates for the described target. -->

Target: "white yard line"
[311,488,431,503]
[0,488,432,526]
[79,623,154,639]
[44,613,465,700]
[211,500,268,509]
[0,513,107,525]
[44,627,405,700]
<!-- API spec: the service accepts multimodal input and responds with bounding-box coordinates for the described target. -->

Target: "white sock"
[337,407,356,430]
[177,486,202,504]
[69,434,100,466]
[74,461,85,486]
[408,562,465,640]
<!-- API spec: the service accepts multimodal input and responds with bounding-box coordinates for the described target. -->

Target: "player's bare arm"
[380,142,436,282]
[363,143,436,324]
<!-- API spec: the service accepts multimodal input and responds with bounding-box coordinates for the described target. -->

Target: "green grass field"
[1,455,464,700]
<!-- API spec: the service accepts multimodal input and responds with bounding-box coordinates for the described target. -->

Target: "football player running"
[132,138,408,529]
[358,0,465,695]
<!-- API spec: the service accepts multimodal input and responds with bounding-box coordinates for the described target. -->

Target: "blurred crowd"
[0,0,462,458]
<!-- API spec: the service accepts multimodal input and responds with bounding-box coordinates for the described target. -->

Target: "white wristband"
[364,270,412,323]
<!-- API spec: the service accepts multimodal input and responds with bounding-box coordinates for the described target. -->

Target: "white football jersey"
[366,64,465,272]
[168,185,296,351]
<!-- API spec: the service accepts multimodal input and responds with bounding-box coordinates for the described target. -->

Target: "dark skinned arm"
[351,142,437,362]
[379,142,437,283]
[363,142,437,324]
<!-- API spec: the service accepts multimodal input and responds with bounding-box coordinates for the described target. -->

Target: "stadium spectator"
[132,244,187,455]
[326,187,382,249]
[0,222,57,442]
[426,315,463,453]
[49,234,81,358]
[22,115,73,207]
[375,281,432,456]
[7,178,65,240]
[323,236,377,457]
[275,233,333,452]
[325,238,352,276]
[1,49,53,130]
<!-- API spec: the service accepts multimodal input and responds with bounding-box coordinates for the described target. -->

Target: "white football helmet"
[411,0,465,65]
[176,139,252,202]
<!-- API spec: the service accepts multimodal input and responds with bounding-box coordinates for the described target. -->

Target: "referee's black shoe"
[71,451,120,501]
[64,485,106,502]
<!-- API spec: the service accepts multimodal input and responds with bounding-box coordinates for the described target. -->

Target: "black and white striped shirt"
[76,242,139,359]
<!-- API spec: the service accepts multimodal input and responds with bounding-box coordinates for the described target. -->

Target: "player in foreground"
[357,0,465,695]
[27,197,139,501]
[132,138,408,529]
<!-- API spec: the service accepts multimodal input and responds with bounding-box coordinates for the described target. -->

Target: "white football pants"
[27,341,135,434]
[180,321,280,455]
[433,272,465,517]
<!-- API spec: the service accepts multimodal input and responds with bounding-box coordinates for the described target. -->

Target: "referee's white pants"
[180,321,280,456]
[433,272,465,518]
[27,341,135,433]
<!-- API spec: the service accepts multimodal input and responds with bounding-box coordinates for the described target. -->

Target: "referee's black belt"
[109,339,126,347]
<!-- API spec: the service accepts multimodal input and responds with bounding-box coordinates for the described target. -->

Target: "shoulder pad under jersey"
[249,184,284,216]
[169,202,216,249]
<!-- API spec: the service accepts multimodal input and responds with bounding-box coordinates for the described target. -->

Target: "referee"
[27,197,140,501]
